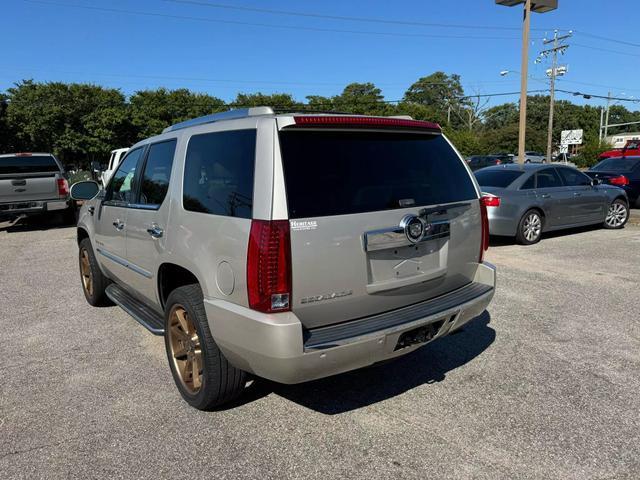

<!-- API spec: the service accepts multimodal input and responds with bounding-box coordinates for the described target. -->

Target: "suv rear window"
[0,155,59,174]
[475,169,523,188]
[279,131,477,218]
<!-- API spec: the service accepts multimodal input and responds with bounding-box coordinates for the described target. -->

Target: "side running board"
[105,284,165,335]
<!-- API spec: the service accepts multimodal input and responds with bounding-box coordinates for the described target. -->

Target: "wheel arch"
[77,226,90,245]
[157,263,201,310]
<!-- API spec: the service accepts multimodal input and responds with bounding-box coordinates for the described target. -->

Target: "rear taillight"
[496,159,502,165]
[481,193,500,207]
[479,196,494,262]
[57,178,69,196]
[247,220,292,313]
[609,175,629,186]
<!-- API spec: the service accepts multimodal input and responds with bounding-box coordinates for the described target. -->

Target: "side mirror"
[70,181,101,200]
[591,178,602,186]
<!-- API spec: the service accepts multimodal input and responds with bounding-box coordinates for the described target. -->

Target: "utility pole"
[604,91,612,140]
[517,0,532,165]
[540,30,571,164]
[599,106,604,142]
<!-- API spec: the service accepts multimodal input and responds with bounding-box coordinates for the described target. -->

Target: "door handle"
[540,193,551,199]
[573,192,581,197]
[113,220,125,231]
[146,224,164,239]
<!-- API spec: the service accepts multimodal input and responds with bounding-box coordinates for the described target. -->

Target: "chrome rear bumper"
[205,262,496,384]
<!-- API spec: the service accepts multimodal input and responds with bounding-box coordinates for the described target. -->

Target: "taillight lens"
[247,220,292,313]
[481,193,501,207]
[496,159,502,165]
[57,178,69,196]
[609,175,629,186]
[479,196,494,262]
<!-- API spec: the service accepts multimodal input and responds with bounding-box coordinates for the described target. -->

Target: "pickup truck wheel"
[78,238,112,306]
[164,284,247,410]
[603,199,629,229]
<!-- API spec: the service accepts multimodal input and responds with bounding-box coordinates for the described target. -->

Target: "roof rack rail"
[162,106,274,133]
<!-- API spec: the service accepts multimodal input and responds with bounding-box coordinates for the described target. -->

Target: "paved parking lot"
[1,217,639,479]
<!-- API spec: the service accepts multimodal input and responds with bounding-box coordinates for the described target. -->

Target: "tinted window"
[107,147,144,203]
[475,169,523,188]
[279,131,477,218]
[536,168,562,188]
[139,140,176,206]
[521,174,535,190]
[0,155,59,174]
[591,157,640,172]
[557,167,591,186]
[183,130,256,218]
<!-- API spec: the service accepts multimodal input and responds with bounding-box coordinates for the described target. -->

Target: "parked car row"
[474,163,630,244]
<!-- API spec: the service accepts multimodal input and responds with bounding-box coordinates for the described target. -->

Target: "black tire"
[164,284,247,410]
[603,198,629,229]
[78,238,112,306]
[516,209,544,245]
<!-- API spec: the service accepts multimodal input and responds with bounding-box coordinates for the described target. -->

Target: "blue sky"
[2,0,639,109]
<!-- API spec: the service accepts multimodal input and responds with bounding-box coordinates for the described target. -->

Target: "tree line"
[1,72,637,167]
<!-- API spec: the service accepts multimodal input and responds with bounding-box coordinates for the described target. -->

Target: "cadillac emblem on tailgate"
[400,214,430,244]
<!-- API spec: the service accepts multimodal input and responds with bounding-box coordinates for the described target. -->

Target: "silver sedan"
[475,164,630,244]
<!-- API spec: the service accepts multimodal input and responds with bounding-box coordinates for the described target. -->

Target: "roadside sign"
[559,144,569,154]
[561,129,583,145]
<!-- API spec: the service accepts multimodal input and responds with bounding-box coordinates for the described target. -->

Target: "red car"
[599,140,640,160]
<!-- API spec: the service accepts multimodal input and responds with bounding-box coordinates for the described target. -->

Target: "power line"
[162,0,560,32]
[573,31,640,49]
[163,0,640,49]
[21,0,522,41]
[573,43,640,59]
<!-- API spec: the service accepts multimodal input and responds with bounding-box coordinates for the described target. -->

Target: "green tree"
[403,72,467,127]
[129,88,225,140]
[233,92,299,110]
[6,80,129,164]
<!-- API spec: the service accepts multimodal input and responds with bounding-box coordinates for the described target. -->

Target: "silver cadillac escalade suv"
[71,107,496,410]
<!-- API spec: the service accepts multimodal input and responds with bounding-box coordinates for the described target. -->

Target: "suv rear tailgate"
[277,123,480,330]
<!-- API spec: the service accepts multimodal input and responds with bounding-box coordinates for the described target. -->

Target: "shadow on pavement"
[253,311,495,414]
[0,213,75,233]
[489,224,605,247]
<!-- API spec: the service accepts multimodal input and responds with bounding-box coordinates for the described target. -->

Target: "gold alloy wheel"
[168,305,203,394]
[80,249,93,296]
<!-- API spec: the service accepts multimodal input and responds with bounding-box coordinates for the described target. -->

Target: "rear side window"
[279,131,477,218]
[535,168,562,188]
[183,129,256,218]
[139,140,176,206]
[0,155,59,174]
[557,167,591,186]
[521,175,535,190]
[475,169,523,188]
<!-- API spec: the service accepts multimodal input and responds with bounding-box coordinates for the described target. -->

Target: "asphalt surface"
[1,215,639,479]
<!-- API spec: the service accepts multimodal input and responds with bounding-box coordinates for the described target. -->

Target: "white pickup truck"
[100,148,129,187]
[0,152,73,223]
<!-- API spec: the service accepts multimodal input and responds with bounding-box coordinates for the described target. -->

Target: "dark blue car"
[586,156,640,208]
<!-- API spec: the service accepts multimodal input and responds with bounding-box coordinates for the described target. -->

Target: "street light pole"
[517,0,532,165]
[496,0,558,164]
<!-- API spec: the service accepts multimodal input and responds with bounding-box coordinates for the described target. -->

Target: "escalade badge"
[301,290,353,304]
[400,214,430,244]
